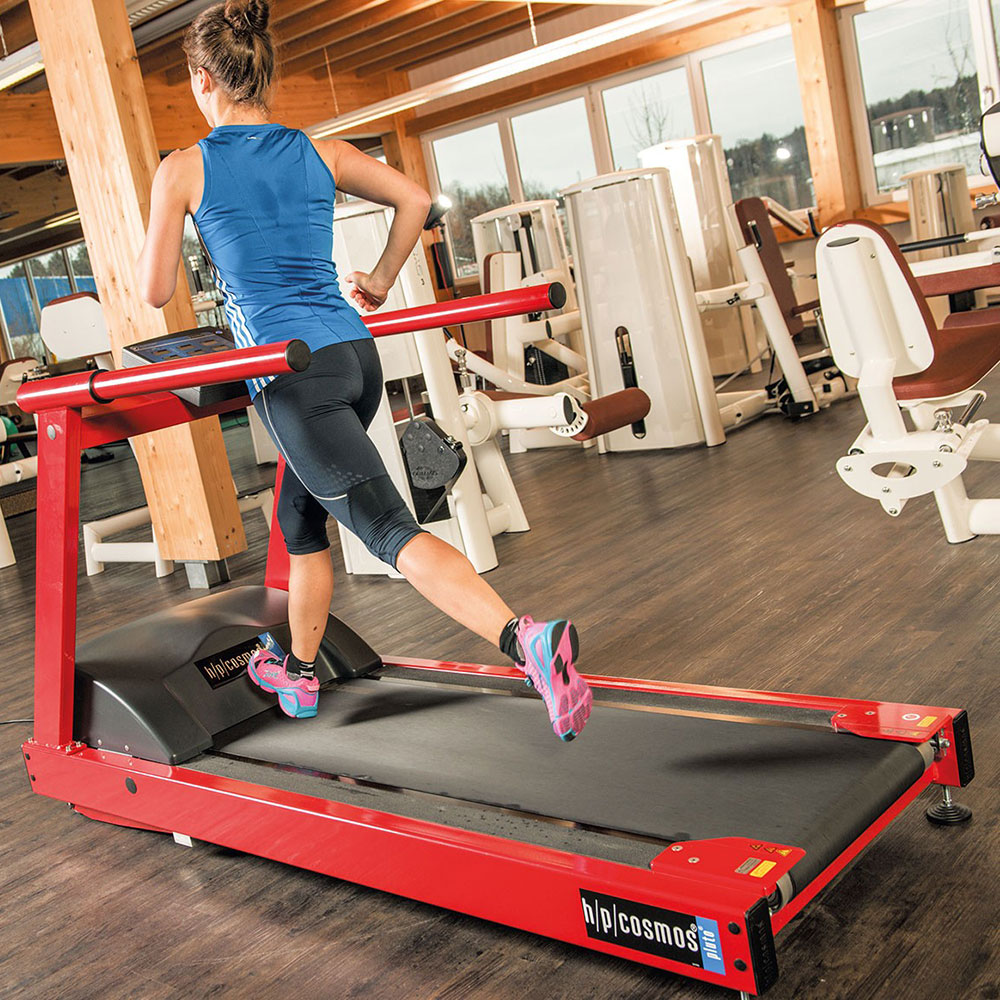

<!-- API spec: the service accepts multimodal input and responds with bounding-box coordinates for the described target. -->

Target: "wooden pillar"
[28,0,245,562]
[789,0,863,225]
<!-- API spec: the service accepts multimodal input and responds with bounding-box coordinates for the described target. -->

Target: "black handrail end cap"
[547,282,567,310]
[285,339,312,372]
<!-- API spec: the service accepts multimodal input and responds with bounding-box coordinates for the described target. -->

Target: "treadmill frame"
[20,340,972,998]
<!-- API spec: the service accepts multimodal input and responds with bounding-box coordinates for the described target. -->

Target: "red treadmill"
[17,284,974,999]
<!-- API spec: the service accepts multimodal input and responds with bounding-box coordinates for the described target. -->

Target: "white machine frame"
[817,221,1000,543]
[560,164,844,450]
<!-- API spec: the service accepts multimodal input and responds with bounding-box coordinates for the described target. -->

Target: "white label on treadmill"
[579,890,725,974]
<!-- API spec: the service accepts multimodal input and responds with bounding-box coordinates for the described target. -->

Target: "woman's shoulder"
[154,146,205,215]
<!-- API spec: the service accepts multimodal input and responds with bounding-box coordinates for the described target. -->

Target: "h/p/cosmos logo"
[579,890,725,974]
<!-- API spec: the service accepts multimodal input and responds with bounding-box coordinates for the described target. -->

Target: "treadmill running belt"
[213,674,926,892]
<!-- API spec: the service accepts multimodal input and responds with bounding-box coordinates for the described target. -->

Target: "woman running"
[137,0,592,740]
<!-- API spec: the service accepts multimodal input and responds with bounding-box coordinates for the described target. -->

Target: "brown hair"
[182,0,274,109]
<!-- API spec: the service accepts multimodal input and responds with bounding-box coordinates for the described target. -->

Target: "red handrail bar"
[17,340,310,414]
[364,281,565,338]
[17,283,566,415]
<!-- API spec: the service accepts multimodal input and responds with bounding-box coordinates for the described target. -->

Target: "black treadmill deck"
[203,668,927,893]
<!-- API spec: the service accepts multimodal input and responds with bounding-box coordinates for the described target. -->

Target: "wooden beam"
[406,5,787,135]
[272,0,445,80]
[788,0,862,223]
[0,1,34,50]
[273,0,392,46]
[390,5,578,74]
[27,0,245,563]
[137,27,189,78]
[0,166,74,230]
[300,2,501,77]
[0,71,390,165]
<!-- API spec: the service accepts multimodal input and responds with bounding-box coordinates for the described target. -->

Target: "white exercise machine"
[815,102,1000,543]
[332,200,649,576]
[560,163,848,451]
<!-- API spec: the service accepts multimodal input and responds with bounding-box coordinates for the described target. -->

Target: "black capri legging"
[253,338,424,567]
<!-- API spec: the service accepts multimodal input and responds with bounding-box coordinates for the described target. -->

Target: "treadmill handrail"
[17,339,310,414]
[16,283,566,414]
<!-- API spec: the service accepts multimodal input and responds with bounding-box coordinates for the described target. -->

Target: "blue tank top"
[193,123,371,396]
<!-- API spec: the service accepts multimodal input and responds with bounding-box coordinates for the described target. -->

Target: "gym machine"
[816,102,1000,543]
[17,283,974,998]
[331,200,648,575]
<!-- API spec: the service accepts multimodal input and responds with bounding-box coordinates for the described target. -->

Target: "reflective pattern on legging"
[253,338,424,567]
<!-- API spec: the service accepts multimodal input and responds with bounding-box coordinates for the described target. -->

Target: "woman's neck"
[211,102,270,128]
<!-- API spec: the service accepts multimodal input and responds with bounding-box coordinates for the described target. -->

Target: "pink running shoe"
[516,617,592,741]
[247,649,320,719]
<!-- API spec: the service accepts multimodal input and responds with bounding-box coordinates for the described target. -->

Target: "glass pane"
[28,250,72,311]
[854,0,979,191]
[512,98,597,200]
[702,35,812,209]
[432,124,510,279]
[0,261,44,362]
[68,242,98,293]
[602,67,696,170]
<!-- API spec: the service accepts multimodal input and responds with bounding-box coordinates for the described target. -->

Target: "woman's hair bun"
[223,0,270,36]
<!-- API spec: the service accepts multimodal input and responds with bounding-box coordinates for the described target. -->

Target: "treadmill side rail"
[22,740,774,996]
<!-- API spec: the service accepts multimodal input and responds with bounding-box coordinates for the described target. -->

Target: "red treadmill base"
[23,658,967,998]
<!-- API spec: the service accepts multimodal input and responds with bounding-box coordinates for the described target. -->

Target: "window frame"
[838,0,1000,206]
[420,23,825,277]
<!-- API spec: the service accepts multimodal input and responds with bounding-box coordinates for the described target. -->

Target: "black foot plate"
[926,800,973,825]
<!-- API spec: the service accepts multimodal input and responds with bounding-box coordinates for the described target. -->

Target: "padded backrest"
[39,292,111,361]
[733,197,804,337]
[983,100,1000,189]
[817,221,936,380]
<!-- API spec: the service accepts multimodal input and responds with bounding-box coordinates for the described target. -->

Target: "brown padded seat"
[894,319,1000,400]
[942,307,1000,329]
[734,197,807,337]
[827,219,1000,402]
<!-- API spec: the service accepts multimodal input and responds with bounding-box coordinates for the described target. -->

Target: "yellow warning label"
[776,849,792,857]
[917,716,938,728]
[749,861,777,878]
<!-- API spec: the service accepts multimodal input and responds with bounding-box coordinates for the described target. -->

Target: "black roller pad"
[215,674,926,893]
[74,585,381,764]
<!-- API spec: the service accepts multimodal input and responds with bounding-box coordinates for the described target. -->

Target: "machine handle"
[363,282,566,338]
[17,339,310,413]
[17,283,567,414]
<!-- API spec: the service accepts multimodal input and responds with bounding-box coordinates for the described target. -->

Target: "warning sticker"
[917,716,938,728]
[749,861,777,879]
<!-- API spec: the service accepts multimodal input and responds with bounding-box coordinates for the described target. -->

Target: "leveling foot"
[926,786,972,825]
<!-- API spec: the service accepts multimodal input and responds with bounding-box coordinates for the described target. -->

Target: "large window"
[30,250,72,311]
[431,123,510,278]
[511,98,597,199]
[701,34,812,210]
[0,242,105,362]
[68,243,97,294]
[854,0,981,192]
[601,66,696,171]
[0,261,43,361]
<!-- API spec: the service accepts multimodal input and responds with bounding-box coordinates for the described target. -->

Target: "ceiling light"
[310,0,735,138]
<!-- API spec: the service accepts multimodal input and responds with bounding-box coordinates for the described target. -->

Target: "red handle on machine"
[363,282,565,338]
[16,283,567,414]
[16,340,310,414]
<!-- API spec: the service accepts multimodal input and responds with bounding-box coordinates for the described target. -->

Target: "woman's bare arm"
[137,147,202,308]
[313,138,431,311]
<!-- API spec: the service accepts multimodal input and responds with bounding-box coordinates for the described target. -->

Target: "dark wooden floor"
[1,393,998,1000]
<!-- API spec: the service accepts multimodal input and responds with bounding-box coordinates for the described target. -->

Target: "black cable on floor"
[0,719,32,726]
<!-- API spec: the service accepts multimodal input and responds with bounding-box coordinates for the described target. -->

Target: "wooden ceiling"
[1,0,586,86]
